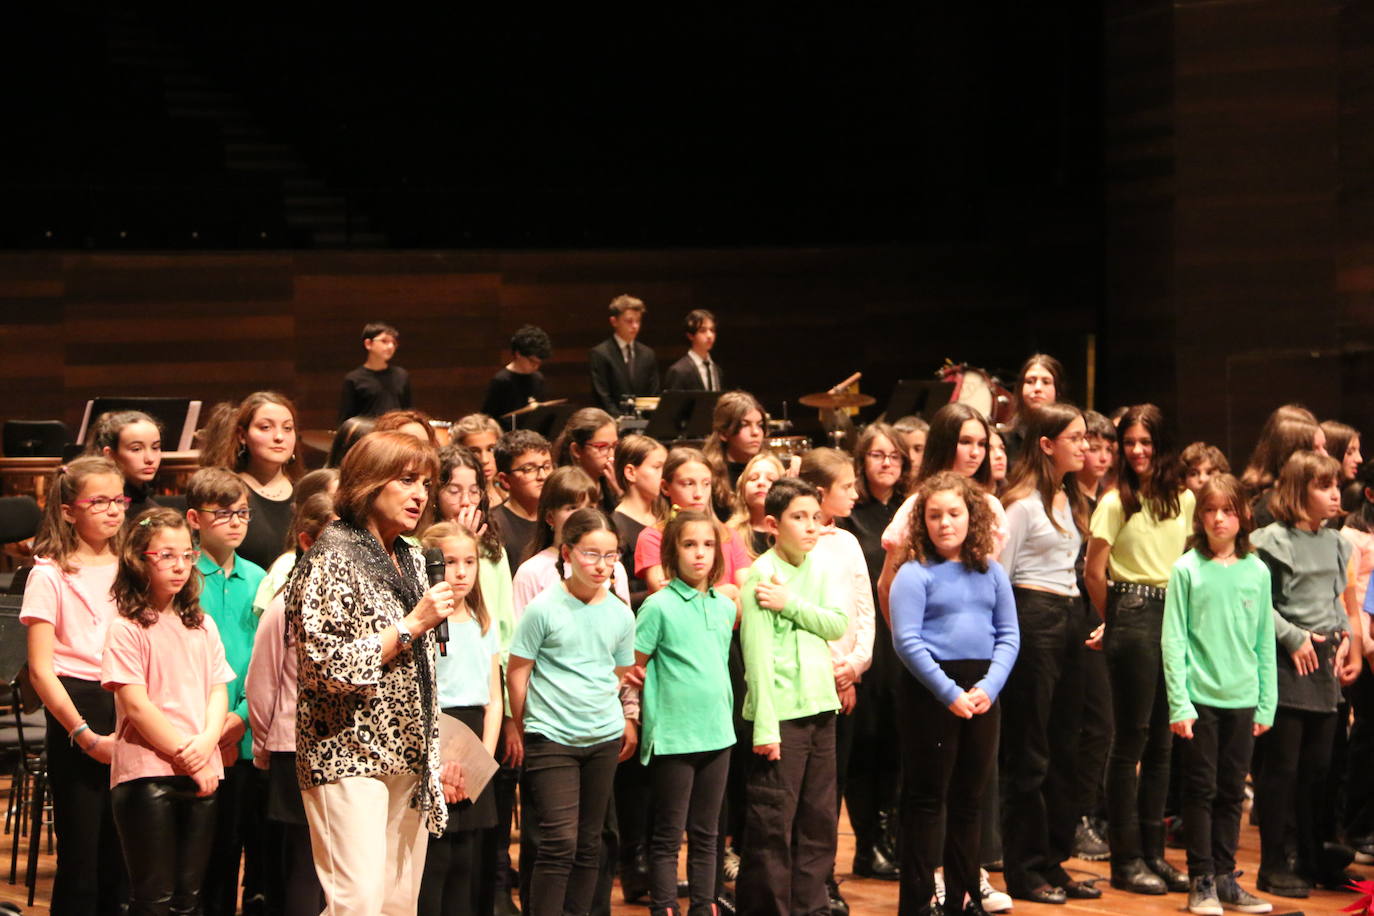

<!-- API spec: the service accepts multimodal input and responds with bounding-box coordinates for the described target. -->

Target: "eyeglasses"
[143,549,202,569]
[585,441,617,456]
[444,485,483,501]
[1056,433,1087,445]
[866,451,904,465]
[74,496,132,512]
[512,462,554,478]
[196,507,253,523]
[573,548,621,565]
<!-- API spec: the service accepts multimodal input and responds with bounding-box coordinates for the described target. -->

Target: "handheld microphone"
[423,547,449,657]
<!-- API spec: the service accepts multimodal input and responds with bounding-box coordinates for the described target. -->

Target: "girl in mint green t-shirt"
[635,509,737,915]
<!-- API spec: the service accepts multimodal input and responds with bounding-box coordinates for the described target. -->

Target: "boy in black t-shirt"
[482,325,552,421]
[339,322,411,422]
[491,430,552,574]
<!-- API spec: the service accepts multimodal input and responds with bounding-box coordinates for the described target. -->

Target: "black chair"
[2,421,72,458]
[0,498,41,546]
[1,668,46,908]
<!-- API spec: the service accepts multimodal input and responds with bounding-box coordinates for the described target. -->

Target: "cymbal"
[799,391,876,410]
[502,398,568,419]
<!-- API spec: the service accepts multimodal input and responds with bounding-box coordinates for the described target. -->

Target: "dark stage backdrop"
[1103,0,1374,461]
[0,247,1097,439]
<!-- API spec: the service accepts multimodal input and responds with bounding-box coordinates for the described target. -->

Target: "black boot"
[827,875,849,916]
[621,845,652,904]
[878,805,901,865]
[1142,822,1189,892]
[1110,858,1168,895]
[853,843,900,880]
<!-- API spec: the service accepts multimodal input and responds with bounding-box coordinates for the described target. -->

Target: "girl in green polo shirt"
[635,509,737,916]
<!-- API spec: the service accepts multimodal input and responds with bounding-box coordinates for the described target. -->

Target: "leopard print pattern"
[284,520,447,835]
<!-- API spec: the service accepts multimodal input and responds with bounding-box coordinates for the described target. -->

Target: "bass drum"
[938,363,1015,430]
[766,436,812,462]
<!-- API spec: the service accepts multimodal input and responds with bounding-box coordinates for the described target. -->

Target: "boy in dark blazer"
[589,294,659,413]
[663,309,725,392]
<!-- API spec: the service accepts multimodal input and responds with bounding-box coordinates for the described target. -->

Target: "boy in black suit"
[663,308,723,392]
[588,294,659,414]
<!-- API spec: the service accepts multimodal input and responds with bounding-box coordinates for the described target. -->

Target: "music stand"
[879,380,956,424]
[517,403,578,440]
[77,398,203,452]
[645,390,720,442]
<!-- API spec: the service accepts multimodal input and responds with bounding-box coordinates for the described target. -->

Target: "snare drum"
[766,436,812,461]
[939,363,1015,430]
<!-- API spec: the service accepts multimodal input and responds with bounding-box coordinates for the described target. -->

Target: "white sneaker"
[934,867,946,907]
[980,868,1014,913]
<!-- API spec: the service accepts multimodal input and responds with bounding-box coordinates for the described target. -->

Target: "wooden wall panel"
[0,245,1095,446]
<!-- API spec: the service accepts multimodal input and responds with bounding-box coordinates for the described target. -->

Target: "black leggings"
[649,747,730,910]
[111,775,218,916]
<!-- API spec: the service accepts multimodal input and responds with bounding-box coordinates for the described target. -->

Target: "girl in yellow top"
[1084,403,1194,896]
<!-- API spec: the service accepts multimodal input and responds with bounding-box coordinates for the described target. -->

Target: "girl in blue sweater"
[890,471,1020,916]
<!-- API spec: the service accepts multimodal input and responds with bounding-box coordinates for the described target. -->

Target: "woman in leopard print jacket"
[285,431,460,915]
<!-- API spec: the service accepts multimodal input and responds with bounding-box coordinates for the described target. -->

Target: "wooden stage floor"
[0,797,1361,915]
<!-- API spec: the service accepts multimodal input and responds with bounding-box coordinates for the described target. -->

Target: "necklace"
[242,472,291,501]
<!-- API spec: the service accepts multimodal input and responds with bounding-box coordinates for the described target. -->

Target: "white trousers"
[302,773,429,916]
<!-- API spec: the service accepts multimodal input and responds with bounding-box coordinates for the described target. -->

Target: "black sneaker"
[1072,816,1109,861]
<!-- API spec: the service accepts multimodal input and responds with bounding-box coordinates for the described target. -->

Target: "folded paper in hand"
[439,713,499,801]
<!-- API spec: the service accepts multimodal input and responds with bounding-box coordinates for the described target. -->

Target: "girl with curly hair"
[103,508,235,915]
[889,471,1020,916]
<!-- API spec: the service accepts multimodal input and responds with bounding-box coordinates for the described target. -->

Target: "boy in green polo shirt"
[738,478,848,916]
[185,467,266,916]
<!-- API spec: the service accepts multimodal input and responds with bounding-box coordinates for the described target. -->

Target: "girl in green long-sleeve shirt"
[1162,474,1275,914]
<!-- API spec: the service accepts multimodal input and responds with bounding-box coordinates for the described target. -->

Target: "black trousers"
[737,712,838,916]
[615,751,651,871]
[46,677,127,916]
[649,747,730,910]
[897,661,999,916]
[520,734,620,916]
[1179,705,1254,876]
[111,775,218,916]
[1075,629,1113,820]
[202,758,257,916]
[846,617,902,860]
[278,823,321,916]
[1346,667,1374,841]
[999,589,1087,894]
[1103,590,1172,863]
[1255,707,1339,876]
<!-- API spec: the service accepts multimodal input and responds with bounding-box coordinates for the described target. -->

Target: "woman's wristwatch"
[395,617,416,650]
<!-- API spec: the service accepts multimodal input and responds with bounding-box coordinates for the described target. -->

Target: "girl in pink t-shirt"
[101,508,234,915]
[20,457,129,915]
[635,447,750,601]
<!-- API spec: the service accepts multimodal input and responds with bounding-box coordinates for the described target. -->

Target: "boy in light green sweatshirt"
[737,477,848,916]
